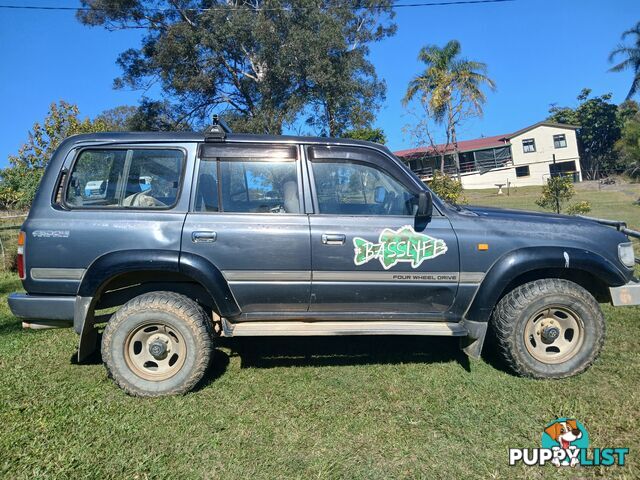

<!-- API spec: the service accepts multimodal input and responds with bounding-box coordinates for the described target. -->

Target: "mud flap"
[459,319,488,359]
[75,296,97,363]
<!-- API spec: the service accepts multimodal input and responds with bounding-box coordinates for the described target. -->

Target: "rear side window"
[194,160,300,214]
[194,143,301,214]
[220,161,299,214]
[65,149,184,209]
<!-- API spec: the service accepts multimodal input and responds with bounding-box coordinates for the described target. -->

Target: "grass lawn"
[0,187,639,479]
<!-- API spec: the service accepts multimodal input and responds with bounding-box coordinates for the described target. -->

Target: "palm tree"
[609,21,640,100]
[403,40,495,174]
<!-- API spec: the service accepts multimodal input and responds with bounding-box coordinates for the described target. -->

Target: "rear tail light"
[17,231,25,280]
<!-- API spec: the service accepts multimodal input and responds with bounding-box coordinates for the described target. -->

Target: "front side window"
[66,148,184,208]
[553,134,567,149]
[312,161,417,216]
[522,138,536,153]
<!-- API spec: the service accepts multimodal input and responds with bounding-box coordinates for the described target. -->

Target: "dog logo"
[541,418,589,467]
[509,417,628,467]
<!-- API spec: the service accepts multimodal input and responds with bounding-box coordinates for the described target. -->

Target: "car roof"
[65,131,389,151]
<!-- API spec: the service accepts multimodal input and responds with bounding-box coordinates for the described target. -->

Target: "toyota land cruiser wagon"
[8,122,640,396]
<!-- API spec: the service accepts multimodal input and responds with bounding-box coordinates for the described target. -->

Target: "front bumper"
[610,281,640,306]
[8,293,75,323]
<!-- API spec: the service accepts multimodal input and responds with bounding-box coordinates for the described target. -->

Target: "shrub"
[427,171,466,205]
[566,200,592,215]
[535,176,575,214]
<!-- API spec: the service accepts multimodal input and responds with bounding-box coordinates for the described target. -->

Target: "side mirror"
[416,191,433,220]
[373,186,387,204]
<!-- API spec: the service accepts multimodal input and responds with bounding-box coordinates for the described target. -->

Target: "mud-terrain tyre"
[102,292,214,397]
[491,279,605,379]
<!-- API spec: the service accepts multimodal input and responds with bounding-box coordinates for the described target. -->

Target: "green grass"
[466,182,640,229]
[1,189,639,479]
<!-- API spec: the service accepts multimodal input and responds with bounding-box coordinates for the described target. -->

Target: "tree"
[609,21,640,100]
[77,1,395,136]
[615,100,640,178]
[536,176,574,214]
[427,170,466,205]
[342,127,386,143]
[548,89,621,179]
[535,176,590,215]
[0,101,110,208]
[95,105,138,131]
[403,40,495,176]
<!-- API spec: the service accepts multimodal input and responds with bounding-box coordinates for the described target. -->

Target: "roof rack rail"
[204,114,232,142]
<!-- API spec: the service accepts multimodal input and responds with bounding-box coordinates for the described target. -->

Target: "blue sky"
[0,0,638,166]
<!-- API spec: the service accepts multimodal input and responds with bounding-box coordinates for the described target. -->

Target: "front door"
[182,143,311,314]
[306,145,459,316]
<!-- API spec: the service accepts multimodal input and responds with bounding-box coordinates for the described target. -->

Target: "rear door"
[306,145,459,316]
[181,143,311,314]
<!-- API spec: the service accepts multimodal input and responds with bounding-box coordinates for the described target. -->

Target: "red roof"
[394,133,509,158]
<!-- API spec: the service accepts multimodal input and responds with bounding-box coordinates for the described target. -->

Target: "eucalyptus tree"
[77,0,395,135]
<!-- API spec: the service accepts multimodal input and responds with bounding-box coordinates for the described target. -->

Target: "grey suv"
[8,123,640,396]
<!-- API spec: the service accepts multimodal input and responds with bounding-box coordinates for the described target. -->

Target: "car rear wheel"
[491,279,605,378]
[101,292,214,397]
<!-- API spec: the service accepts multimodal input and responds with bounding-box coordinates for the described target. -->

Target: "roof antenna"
[204,114,232,142]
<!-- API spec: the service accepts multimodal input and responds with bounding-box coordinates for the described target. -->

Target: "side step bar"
[221,319,467,337]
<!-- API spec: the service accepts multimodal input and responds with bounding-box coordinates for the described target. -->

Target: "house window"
[549,160,577,177]
[515,165,530,177]
[553,134,567,149]
[522,138,536,153]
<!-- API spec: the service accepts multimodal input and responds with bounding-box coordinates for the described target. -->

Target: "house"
[394,121,582,189]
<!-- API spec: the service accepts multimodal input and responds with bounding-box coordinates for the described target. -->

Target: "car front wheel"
[491,278,605,378]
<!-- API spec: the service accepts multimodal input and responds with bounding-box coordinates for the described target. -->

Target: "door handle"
[192,231,217,243]
[321,233,346,245]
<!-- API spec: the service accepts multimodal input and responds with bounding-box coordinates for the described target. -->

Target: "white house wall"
[459,161,555,188]
[511,125,581,170]
[457,125,581,189]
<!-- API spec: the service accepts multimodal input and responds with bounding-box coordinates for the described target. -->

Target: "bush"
[566,200,592,215]
[427,171,466,205]
[535,176,575,214]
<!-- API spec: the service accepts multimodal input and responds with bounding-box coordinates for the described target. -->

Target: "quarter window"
[553,134,567,149]
[312,161,417,216]
[65,149,184,209]
[522,139,536,153]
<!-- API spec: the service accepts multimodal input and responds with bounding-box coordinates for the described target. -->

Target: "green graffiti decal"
[353,225,448,270]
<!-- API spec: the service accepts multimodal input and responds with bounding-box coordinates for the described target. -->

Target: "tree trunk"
[451,127,461,181]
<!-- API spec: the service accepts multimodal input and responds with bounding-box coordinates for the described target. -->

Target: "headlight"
[618,242,636,268]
